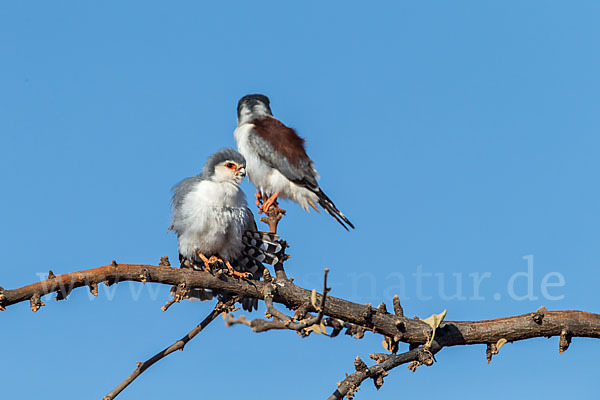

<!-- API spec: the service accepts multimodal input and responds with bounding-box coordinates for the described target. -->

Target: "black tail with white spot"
[316,189,355,231]
[235,231,287,311]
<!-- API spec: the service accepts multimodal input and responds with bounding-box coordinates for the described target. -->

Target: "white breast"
[234,124,274,194]
[234,123,320,210]
[175,179,248,261]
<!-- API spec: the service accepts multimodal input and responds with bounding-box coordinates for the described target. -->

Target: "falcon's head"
[203,148,247,185]
[237,94,273,125]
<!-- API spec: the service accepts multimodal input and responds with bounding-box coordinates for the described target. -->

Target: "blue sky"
[1,1,598,399]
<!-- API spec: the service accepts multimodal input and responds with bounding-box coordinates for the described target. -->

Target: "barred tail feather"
[234,230,289,311]
[241,231,285,266]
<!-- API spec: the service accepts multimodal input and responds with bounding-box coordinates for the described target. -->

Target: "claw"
[195,253,251,278]
[225,260,252,278]
[196,251,212,272]
[261,192,280,214]
[255,192,263,208]
[208,256,220,264]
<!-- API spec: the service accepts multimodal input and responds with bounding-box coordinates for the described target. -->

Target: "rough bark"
[2,262,598,399]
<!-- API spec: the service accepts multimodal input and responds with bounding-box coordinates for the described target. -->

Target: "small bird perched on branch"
[169,148,284,310]
[234,94,354,231]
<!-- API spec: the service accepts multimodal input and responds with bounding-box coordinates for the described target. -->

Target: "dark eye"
[225,163,236,169]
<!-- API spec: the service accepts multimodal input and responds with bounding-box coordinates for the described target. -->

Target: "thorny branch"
[225,268,332,335]
[103,299,235,400]
[2,262,600,399]
[328,343,442,400]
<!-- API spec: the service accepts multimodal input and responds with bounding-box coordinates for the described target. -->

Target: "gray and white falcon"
[234,94,354,230]
[169,148,283,310]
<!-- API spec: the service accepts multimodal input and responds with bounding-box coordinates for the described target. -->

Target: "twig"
[103,299,234,400]
[328,343,442,400]
[228,268,331,335]
[286,267,330,330]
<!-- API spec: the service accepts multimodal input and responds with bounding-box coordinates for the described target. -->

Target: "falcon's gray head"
[203,148,247,185]
[237,94,273,125]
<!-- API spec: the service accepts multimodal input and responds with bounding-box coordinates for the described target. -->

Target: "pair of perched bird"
[169,94,354,309]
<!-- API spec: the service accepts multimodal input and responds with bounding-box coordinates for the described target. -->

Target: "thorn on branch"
[112,260,118,269]
[344,384,359,400]
[531,306,547,324]
[382,336,399,353]
[88,281,98,296]
[559,329,572,354]
[407,361,419,372]
[30,293,45,312]
[354,356,367,372]
[377,302,388,314]
[158,256,171,267]
[162,282,188,311]
[372,370,388,390]
[48,270,56,279]
[369,353,392,364]
[362,303,374,324]
[392,295,404,317]
[486,343,495,364]
[345,324,366,339]
[486,338,507,364]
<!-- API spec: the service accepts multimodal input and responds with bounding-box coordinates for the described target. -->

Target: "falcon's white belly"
[174,180,248,261]
[234,124,319,210]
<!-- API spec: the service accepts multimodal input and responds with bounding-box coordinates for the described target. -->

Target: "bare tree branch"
[2,262,599,398]
[225,268,331,335]
[328,342,442,400]
[103,298,235,400]
[2,263,599,347]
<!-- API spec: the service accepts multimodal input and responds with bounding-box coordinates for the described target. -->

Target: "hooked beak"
[236,167,246,178]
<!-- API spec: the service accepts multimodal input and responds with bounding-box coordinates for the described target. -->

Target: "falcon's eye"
[225,163,236,169]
